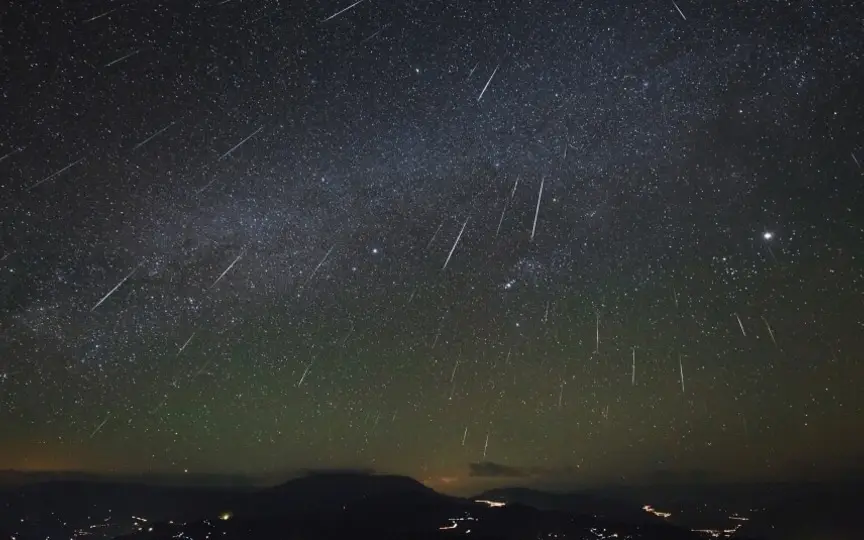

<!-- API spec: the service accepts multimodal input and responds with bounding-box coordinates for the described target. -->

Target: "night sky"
[1,0,863,493]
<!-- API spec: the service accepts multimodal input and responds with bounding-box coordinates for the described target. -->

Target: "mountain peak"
[271,470,432,494]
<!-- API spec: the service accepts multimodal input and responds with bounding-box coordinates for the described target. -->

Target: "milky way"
[1,0,862,491]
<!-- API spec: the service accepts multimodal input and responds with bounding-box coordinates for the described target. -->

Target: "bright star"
[763,232,773,240]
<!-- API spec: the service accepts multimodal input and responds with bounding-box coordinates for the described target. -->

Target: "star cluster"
[1,0,863,490]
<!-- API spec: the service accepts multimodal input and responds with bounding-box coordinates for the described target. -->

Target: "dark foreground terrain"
[2,471,861,539]
[0,471,702,540]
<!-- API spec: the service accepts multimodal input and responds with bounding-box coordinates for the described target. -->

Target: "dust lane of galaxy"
[1,0,863,491]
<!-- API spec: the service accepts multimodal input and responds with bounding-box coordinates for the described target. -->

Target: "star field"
[1,0,863,491]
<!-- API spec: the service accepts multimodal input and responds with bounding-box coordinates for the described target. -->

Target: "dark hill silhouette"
[234,471,467,518]
[267,470,439,499]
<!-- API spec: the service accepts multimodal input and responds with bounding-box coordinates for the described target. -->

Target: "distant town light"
[642,504,672,519]
[475,499,506,508]
[218,511,233,521]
